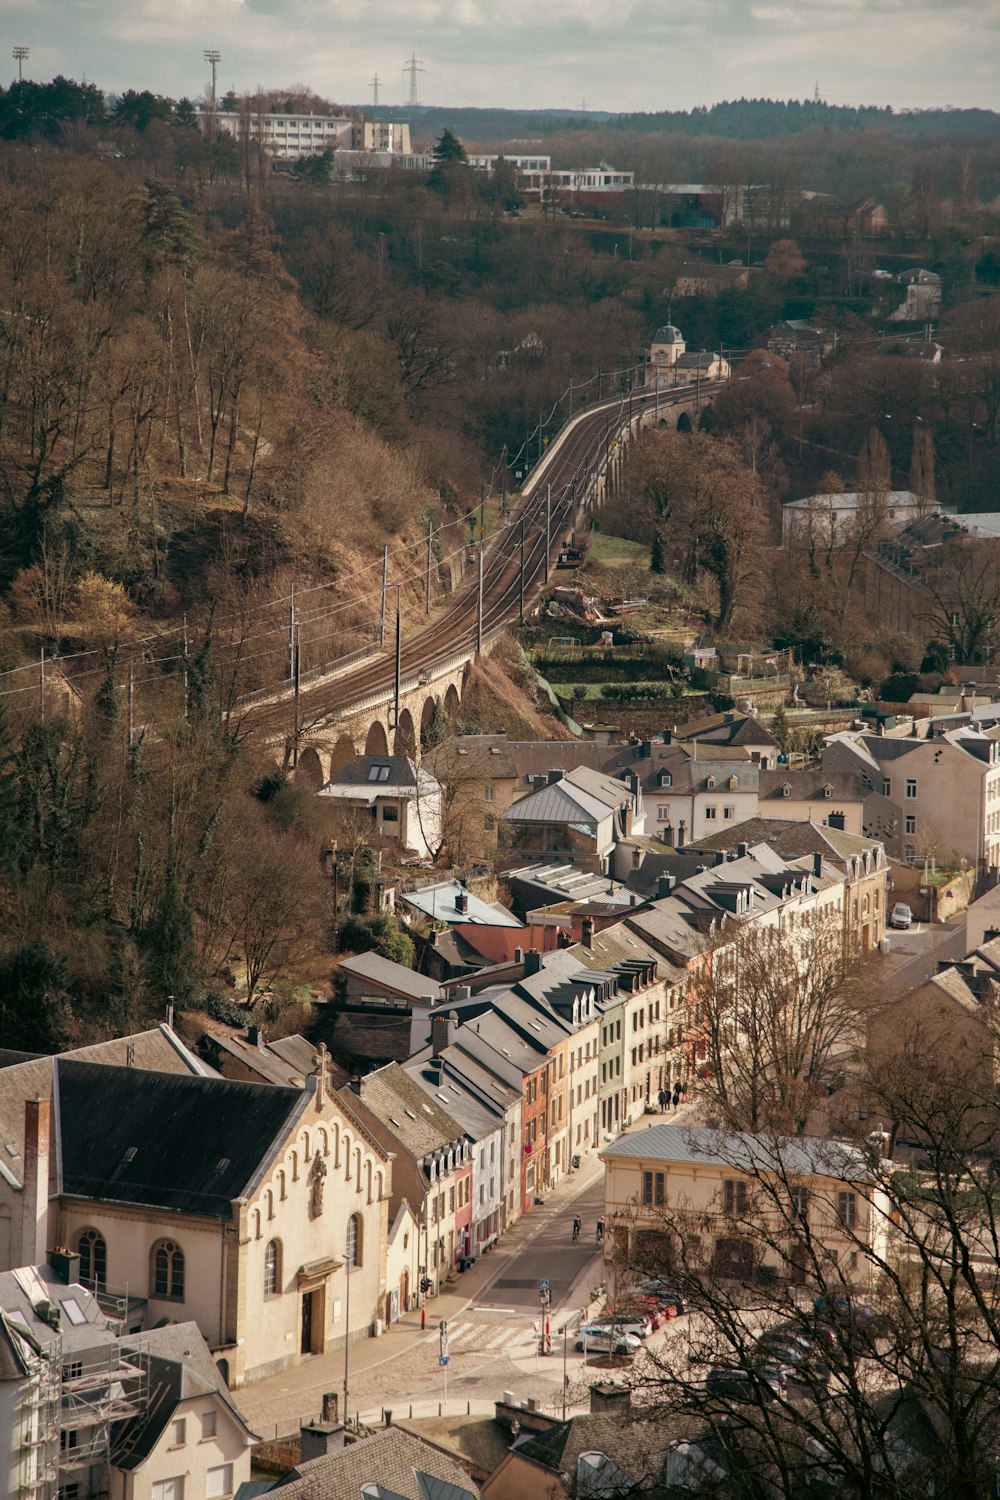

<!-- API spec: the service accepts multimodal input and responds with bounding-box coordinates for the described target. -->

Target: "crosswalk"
[440,1317,536,1357]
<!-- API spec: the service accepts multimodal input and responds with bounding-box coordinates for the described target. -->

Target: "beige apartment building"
[826,726,1000,869]
[600,1123,889,1286]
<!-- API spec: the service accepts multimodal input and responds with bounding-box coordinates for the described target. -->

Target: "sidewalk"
[236,1148,607,1437]
[237,1101,701,1438]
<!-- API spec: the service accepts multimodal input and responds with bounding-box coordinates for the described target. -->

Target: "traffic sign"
[439,1355,450,1366]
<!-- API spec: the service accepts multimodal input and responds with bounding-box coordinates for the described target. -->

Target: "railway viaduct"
[248,382,714,783]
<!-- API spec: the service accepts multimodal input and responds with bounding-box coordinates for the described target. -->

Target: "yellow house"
[599,1122,888,1287]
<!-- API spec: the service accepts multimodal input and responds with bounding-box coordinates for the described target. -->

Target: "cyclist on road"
[572,1214,581,1241]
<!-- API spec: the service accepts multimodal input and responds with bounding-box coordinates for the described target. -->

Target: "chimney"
[737,842,749,859]
[21,1099,51,1267]
[589,1381,632,1415]
[247,1024,264,1050]
[524,950,543,976]
[455,892,470,916]
[48,1247,81,1285]
[813,852,823,878]
[581,917,596,950]
[657,874,676,898]
[547,768,564,784]
[165,1001,175,1030]
[431,1010,459,1057]
[714,850,726,867]
[962,682,976,714]
[299,1422,346,1462]
[513,947,524,963]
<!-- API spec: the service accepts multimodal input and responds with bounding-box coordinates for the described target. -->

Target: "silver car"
[575,1324,642,1356]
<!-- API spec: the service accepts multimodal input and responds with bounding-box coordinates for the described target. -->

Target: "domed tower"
[647,324,686,386]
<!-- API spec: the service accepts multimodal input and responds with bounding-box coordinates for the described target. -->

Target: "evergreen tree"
[0,942,71,1050]
[771,704,791,753]
[143,860,197,1001]
[650,530,667,574]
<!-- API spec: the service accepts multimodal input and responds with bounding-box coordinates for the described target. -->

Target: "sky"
[6,0,999,115]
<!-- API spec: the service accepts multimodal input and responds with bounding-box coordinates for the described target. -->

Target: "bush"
[338,913,415,969]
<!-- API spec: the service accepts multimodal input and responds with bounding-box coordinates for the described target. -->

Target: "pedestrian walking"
[572,1214,581,1241]
[596,1214,605,1244]
[657,1088,668,1112]
[681,1084,688,1106]
[672,1081,681,1109]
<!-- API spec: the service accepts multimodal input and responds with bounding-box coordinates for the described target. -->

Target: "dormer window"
[823,784,833,798]
[660,771,672,787]
[781,783,792,798]
[729,776,738,790]
[706,776,716,790]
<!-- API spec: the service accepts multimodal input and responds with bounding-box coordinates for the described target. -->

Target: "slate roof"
[758,768,863,803]
[338,951,445,1001]
[114,1322,256,1469]
[600,1122,869,1181]
[0,1026,213,1192]
[55,1061,304,1217]
[274,1425,480,1499]
[503,765,633,828]
[357,1063,466,1158]
[684,817,882,869]
[667,711,778,750]
[0,1265,117,1362]
[318,756,440,802]
[400,882,522,928]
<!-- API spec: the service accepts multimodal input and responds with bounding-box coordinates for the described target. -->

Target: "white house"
[318,755,443,860]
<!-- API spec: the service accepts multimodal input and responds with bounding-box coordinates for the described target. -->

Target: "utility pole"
[38,646,45,722]
[476,546,484,655]
[204,49,220,179]
[380,544,389,648]
[182,613,189,719]
[425,518,433,615]
[12,46,28,82]
[288,582,296,680]
[519,517,525,624]
[343,1252,351,1431]
[127,663,134,751]
[544,484,551,584]
[393,586,402,734]
[479,484,485,542]
[292,622,301,767]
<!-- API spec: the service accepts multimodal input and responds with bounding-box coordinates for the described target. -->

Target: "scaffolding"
[12,1325,148,1500]
[59,1341,148,1467]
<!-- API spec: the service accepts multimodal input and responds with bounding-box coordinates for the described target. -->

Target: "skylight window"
[368,764,392,782]
[62,1299,86,1326]
[404,1108,417,1119]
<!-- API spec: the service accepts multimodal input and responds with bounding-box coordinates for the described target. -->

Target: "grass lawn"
[587,532,649,566]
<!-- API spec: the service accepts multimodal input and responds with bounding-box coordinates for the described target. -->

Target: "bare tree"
[693,910,873,1135]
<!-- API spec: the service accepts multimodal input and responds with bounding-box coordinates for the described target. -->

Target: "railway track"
[242,383,718,748]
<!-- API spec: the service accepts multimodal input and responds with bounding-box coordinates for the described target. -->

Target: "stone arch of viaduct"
[291,663,466,789]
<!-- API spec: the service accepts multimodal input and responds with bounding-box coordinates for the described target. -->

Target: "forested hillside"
[0,76,998,1048]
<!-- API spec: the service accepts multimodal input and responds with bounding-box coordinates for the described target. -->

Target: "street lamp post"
[12,47,28,82]
[558,1324,569,1419]
[343,1240,351,1426]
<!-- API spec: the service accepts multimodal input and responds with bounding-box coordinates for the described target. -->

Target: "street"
[235,1150,615,1437]
[879,911,968,994]
[474,1172,606,1311]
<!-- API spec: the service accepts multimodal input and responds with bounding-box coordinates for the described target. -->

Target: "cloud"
[2,0,996,112]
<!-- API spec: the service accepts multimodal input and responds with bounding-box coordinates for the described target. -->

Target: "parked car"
[756,1326,831,1386]
[633,1280,687,1315]
[889,902,913,929]
[588,1312,652,1340]
[813,1295,888,1350]
[706,1362,788,1402]
[575,1325,642,1356]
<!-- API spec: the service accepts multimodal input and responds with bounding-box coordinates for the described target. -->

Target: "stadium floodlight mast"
[203,48,220,106]
[12,47,28,83]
